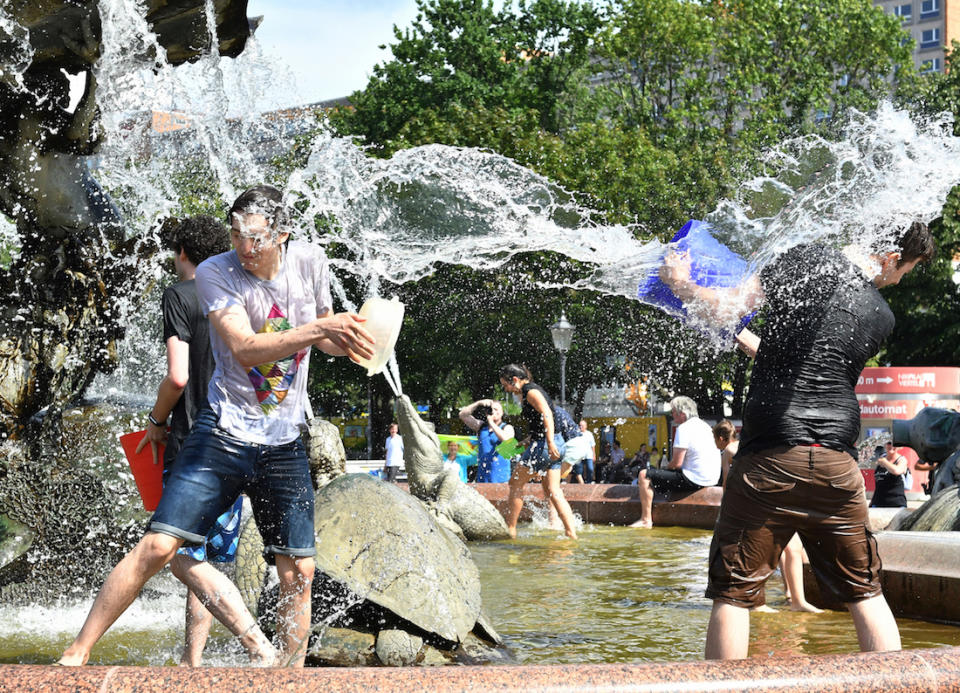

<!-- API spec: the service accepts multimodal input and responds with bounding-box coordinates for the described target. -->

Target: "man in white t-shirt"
[571,420,597,483]
[634,396,720,528]
[383,422,404,482]
[60,185,375,668]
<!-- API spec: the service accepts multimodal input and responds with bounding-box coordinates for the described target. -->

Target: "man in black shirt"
[659,221,934,660]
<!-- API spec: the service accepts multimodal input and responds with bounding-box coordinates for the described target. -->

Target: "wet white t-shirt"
[673,417,721,487]
[196,240,332,445]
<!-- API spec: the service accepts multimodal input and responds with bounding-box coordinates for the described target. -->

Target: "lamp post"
[549,312,575,409]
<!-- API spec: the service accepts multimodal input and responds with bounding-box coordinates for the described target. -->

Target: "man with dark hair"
[135,215,244,666]
[658,220,935,660]
[60,186,375,667]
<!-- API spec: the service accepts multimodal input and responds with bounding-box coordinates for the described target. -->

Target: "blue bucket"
[637,220,756,335]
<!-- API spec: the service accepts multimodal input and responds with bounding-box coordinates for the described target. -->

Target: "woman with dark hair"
[498,364,579,539]
[458,398,514,483]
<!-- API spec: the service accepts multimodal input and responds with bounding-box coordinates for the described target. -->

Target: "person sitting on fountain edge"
[633,396,720,527]
[134,214,246,666]
[59,185,375,668]
[658,220,935,660]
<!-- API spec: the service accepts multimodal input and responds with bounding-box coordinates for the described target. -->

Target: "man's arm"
[735,328,760,358]
[136,336,189,464]
[209,305,374,367]
[312,308,376,360]
[667,447,687,471]
[659,250,764,324]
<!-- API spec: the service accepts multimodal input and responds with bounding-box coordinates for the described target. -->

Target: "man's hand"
[658,249,693,291]
[317,312,376,362]
[136,422,167,465]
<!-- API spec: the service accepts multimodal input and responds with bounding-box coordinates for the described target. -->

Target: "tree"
[332,0,600,146]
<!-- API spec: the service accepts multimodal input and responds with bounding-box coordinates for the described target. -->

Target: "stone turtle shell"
[312,473,482,644]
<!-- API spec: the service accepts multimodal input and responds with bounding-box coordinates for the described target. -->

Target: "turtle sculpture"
[394,394,510,541]
[234,418,507,667]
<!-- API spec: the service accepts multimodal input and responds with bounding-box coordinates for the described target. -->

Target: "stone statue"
[890,407,960,531]
[0,0,253,442]
[0,1,254,595]
[394,394,510,541]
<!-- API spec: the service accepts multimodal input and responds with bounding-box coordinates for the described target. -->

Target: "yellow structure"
[583,415,669,463]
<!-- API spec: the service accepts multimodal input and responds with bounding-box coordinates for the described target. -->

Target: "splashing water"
[0,5,33,92]
[285,106,960,347]
[78,0,960,401]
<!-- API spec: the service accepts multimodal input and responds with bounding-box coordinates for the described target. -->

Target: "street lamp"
[549,312,575,409]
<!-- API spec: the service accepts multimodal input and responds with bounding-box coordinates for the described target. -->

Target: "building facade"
[876,0,960,72]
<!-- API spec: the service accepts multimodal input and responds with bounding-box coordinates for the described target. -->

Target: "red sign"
[856,367,960,395]
[857,399,960,419]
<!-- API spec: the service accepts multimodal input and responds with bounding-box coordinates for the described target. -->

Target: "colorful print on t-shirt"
[247,303,306,415]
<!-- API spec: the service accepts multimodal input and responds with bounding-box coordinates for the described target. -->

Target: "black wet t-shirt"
[162,279,215,452]
[737,245,895,458]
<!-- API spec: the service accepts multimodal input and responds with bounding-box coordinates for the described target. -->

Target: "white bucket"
[355,296,405,376]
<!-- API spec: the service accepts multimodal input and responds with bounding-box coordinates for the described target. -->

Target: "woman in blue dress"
[459,398,514,483]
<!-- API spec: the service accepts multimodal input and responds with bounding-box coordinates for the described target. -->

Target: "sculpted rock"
[395,395,509,540]
[235,472,503,666]
[0,1,253,440]
[304,417,346,489]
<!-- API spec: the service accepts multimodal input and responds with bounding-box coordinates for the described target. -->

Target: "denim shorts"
[520,434,566,473]
[151,409,315,558]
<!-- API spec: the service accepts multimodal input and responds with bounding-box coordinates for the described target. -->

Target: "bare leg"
[170,553,277,666]
[847,595,901,652]
[542,468,577,539]
[275,555,315,667]
[704,601,750,660]
[506,465,533,538]
[58,532,182,665]
[632,469,654,528]
[181,589,213,666]
[781,535,822,613]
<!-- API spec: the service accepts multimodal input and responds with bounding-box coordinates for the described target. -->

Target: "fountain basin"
[5,646,960,692]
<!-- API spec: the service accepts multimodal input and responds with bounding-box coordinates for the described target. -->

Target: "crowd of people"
[55,180,933,668]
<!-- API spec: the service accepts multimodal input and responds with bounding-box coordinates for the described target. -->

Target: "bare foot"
[250,646,280,667]
[790,601,824,614]
[630,519,653,529]
[55,652,88,666]
[751,604,777,613]
[564,530,578,540]
[507,526,517,539]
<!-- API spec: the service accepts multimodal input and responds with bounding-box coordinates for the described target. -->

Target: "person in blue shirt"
[459,398,515,483]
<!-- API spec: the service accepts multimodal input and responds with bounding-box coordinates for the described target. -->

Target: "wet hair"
[669,396,698,419]
[713,419,736,442]
[228,185,292,233]
[892,221,935,265]
[165,215,230,267]
[499,364,532,382]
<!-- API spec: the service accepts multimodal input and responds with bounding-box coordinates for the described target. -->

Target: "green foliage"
[331,0,600,146]
[880,190,960,365]
[590,0,911,148]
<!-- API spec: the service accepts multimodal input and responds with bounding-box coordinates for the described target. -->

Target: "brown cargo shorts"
[705,445,882,609]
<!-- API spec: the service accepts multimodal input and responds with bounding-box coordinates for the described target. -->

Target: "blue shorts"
[176,496,244,563]
[151,409,315,558]
[520,434,566,473]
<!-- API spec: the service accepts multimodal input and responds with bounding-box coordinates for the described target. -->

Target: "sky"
[246,0,422,105]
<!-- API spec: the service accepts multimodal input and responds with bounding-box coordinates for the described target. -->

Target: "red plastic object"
[119,430,164,511]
